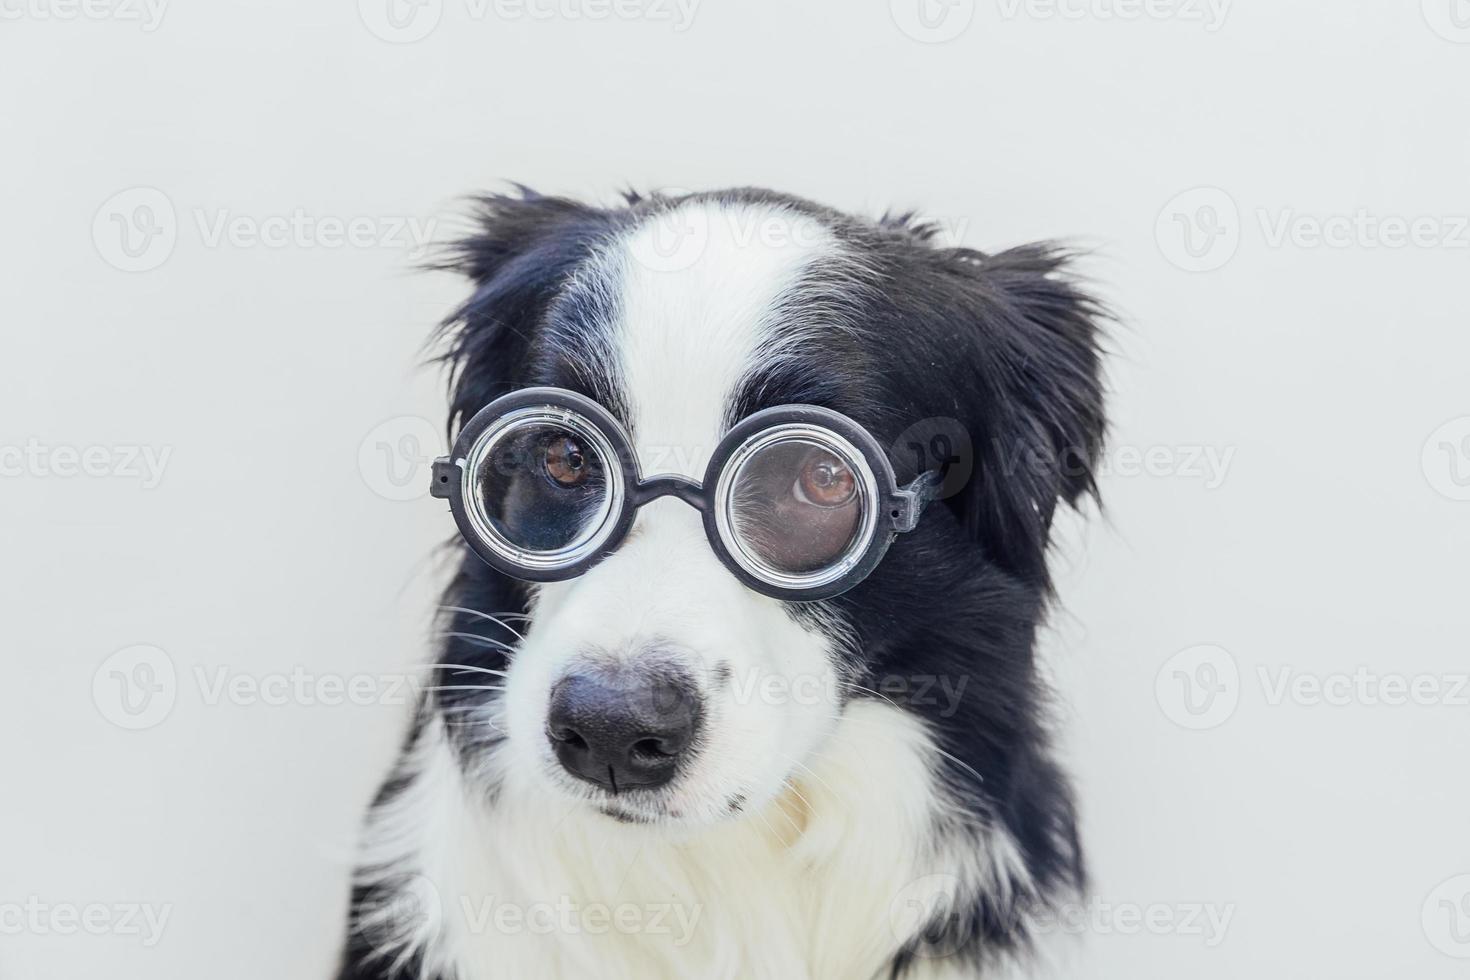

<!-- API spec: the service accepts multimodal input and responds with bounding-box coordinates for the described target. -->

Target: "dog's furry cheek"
[665,609,844,821]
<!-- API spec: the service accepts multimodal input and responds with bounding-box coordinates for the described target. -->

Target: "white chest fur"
[353,701,1027,980]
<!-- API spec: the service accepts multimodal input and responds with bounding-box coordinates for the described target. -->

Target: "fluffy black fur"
[341,186,1107,979]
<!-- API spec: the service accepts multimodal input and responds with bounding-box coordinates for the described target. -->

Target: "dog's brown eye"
[796,452,856,508]
[544,434,590,486]
[725,437,867,577]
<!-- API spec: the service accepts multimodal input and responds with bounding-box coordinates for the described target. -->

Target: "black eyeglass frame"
[430,386,940,602]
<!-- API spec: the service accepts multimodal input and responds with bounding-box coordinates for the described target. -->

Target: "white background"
[3,1,1469,977]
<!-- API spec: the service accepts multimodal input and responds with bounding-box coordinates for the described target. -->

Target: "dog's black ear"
[931,243,1108,591]
[432,188,615,436]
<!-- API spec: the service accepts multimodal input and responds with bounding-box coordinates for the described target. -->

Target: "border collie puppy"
[339,187,1106,980]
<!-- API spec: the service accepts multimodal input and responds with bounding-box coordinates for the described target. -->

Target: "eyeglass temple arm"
[430,457,459,499]
[890,470,943,533]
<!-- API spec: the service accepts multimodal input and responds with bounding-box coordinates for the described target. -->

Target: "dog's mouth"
[540,746,804,833]
[597,802,665,824]
[536,740,776,829]
[540,760,697,825]
[589,791,767,829]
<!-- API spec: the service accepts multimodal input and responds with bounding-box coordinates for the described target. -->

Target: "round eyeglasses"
[430,387,940,601]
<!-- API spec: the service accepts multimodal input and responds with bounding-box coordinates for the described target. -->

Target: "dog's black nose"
[546,665,700,793]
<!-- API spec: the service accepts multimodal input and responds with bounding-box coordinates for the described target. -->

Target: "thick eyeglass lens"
[726,437,869,576]
[473,420,613,557]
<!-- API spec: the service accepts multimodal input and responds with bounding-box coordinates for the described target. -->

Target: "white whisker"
[932,746,986,786]
[439,605,527,641]
[749,802,791,848]
[435,631,516,652]
[443,716,505,733]
[771,795,803,837]
[791,767,838,805]
[835,681,904,711]
[419,663,510,678]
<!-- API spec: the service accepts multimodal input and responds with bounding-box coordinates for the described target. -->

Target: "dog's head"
[429,188,1104,837]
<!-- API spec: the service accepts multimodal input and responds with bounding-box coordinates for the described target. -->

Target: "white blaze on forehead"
[501,200,849,840]
[611,200,833,479]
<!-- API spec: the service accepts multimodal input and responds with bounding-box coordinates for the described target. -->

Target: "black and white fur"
[339,187,1106,980]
